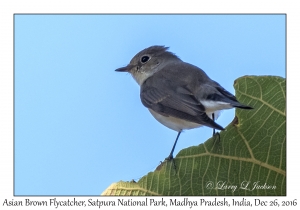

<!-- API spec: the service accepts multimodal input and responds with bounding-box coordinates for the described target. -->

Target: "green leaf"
[102,76,286,196]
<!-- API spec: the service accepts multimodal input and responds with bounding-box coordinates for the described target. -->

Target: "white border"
[0,1,298,209]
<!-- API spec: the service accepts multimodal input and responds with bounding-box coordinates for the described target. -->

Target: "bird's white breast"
[148,109,220,132]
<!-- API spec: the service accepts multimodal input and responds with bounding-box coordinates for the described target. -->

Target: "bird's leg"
[165,131,181,160]
[212,113,216,136]
[165,131,182,172]
[212,112,221,142]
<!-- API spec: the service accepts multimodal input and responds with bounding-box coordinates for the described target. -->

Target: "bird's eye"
[141,55,150,63]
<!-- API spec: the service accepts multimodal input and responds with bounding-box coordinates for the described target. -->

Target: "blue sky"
[14,14,285,195]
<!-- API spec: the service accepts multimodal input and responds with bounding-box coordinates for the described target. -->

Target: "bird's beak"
[115,65,130,72]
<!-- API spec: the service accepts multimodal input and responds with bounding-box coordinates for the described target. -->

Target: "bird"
[115,45,252,161]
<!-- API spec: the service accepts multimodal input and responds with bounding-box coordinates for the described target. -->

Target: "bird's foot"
[165,154,173,161]
[213,131,221,143]
[165,155,177,173]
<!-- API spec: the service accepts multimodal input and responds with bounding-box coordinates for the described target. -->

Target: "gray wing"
[154,61,252,110]
[140,74,224,130]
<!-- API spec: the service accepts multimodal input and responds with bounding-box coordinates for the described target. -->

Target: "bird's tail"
[215,86,253,110]
[232,102,253,109]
